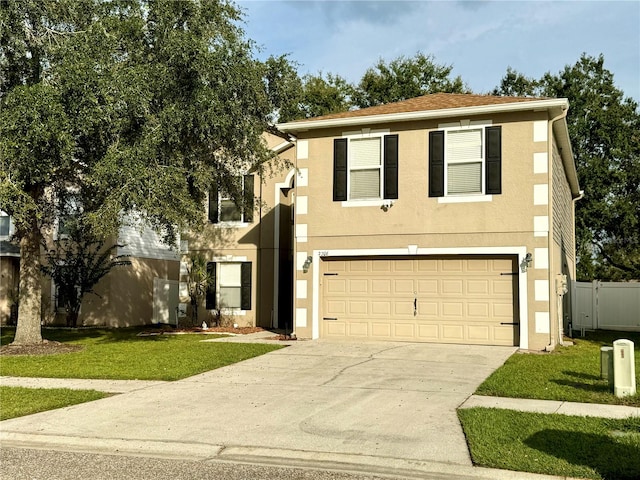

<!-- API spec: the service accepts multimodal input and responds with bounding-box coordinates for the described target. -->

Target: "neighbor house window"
[429,126,501,197]
[333,134,398,202]
[208,175,254,224]
[205,261,252,311]
[57,193,83,238]
[0,212,10,237]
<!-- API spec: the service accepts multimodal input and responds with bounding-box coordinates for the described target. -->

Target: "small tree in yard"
[185,254,215,327]
[40,223,131,328]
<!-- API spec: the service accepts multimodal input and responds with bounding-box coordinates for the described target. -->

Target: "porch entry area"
[320,255,519,346]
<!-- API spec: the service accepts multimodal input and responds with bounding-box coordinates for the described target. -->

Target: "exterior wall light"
[302,255,313,273]
[520,252,532,273]
[381,201,395,212]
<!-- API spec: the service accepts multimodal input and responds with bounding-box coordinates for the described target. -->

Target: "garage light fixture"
[520,252,532,273]
[302,256,313,273]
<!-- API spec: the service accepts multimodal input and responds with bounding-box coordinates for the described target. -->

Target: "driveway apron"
[1,341,516,469]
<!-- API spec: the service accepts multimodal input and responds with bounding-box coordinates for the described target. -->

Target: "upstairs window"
[333,134,398,202]
[208,175,254,224]
[429,126,501,197]
[57,193,83,238]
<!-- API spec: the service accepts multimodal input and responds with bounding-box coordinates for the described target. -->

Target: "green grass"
[477,330,640,406]
[0,327,284,381]
[458,407,640,480]
[1,386,110,420]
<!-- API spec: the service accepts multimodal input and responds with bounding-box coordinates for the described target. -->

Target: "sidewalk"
[460,394,640,419]
[3,375,638,418]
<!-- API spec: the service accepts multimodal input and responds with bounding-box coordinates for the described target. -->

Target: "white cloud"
[239,0,640,100]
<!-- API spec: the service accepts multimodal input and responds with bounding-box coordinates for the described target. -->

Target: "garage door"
[321,256,518,346]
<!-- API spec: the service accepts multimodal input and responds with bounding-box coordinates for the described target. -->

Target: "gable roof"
[277,93,568,132]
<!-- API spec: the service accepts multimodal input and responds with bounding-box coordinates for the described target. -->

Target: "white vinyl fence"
[572,281,640,332]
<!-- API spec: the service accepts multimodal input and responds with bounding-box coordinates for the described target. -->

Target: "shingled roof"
[307,93,548,122]
[276,93,568,133]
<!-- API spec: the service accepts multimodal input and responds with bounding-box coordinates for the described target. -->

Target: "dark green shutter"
[208,186,219,223]
[428,131,445,197]
[485,126,502,195]
[243,174,254,223]
[333,138,347,201]
[383,135,399,199]
[205,262,216,309]
[240,262,252,310]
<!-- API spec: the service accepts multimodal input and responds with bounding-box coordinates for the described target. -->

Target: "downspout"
[546,107,568,351]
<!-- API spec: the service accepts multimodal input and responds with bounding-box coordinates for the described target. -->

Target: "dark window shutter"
[485,126,502,195]
[383,135,399,199]
[333,138,347,201]
[243,174,254,223]
[240,262,252,310]
[208,186,219,223]
[205,262,216,309]
[428,131,445,197]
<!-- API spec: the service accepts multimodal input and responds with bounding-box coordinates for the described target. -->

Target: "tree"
[1,0,276,344]
[494,54,640,280]
[184,253,215,327]
[352,52,468,108]
[40,223,131,328]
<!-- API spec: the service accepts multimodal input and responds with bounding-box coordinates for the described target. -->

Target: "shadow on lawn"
[526,429,640,480]
[551,370,611,394]
[1,327,167,346]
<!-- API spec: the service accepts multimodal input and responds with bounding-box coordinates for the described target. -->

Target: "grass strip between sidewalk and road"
[458,407,640,480]
[476,330,640,406]
[0,327,284,380]
[1,386,110,421]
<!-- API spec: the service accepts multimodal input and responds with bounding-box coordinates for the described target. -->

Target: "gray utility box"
[600,346,614,389]
[613,339,636,398]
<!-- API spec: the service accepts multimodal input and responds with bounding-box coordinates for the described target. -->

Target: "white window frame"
[342,129,390,206]
[0,211,13,239]
[207,257,249,316]
[444,127,485,196]
[438,121,493,203]
[54,190,83,240]
[218,262,243,311]
[215,175,250,227]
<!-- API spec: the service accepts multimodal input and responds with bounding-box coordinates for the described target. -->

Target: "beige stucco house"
[276,93,581,351]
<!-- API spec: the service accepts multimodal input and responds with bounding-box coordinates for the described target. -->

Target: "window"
[209,175,254,224]
[333,134,398,202]
[205,261,252,310]
[57,193,83,238]
[429,126,501,197]
[0,213,10,237]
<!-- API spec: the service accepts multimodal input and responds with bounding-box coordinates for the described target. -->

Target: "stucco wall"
[291,111,564,350]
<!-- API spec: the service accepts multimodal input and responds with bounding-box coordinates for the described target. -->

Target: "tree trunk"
[12,220,43,345]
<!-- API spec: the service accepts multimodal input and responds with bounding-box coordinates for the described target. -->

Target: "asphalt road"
[0,447,466,480]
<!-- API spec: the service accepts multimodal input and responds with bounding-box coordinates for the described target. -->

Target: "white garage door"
[321,256,518,346]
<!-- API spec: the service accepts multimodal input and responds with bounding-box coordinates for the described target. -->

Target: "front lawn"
[458,407,640,480]
[1,386,110,420]
[0,327,284,381]
[476,330,640,406]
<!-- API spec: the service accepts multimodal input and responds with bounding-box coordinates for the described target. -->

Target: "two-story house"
[276,93,581,351]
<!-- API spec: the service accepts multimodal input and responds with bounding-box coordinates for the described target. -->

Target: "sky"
[237,0,640,102]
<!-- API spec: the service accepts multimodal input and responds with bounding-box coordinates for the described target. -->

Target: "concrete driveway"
[1,340,516,477]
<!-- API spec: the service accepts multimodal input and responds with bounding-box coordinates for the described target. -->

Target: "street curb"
[0,432,572,480]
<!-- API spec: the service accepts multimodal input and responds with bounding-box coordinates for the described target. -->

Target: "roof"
[277,93,568,132]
